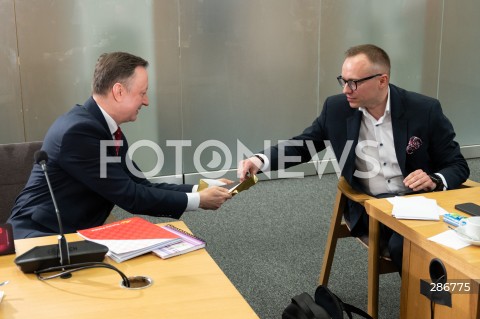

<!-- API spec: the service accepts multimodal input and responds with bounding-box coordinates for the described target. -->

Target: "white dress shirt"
[355,88,408,195]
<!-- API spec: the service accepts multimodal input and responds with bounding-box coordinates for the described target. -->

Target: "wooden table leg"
[399,240,411,319]
[368,216,380,319]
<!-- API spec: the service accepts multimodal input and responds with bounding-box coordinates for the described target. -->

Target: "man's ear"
[379,74,389,88]
[112,83,123,101]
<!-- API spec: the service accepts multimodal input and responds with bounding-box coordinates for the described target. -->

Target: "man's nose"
[342,83,353,94]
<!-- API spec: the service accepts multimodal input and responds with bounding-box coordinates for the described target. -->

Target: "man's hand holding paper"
[198,185,232,210]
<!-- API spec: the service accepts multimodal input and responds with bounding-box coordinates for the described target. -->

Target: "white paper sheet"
[428,230,471,250]
[387,196,442,220]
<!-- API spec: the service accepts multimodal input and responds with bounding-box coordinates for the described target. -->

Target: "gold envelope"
[198,175,258,195]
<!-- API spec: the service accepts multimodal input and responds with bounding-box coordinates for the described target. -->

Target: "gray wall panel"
[438,0,480,146]
[180,0,320,175]
[149,0,184,176]
[319,0,441,102]
[0,0,24,143]
[15,0,181,175]
[15,0,91,141]
[0,0,479,178]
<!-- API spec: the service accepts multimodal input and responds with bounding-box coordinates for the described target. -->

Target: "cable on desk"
[34,262,130,287]
[428,273,445,319]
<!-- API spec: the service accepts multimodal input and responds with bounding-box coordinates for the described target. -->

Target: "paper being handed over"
[198,175,258,195]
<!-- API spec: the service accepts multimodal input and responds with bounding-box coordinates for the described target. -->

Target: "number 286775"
[429,280,477,294]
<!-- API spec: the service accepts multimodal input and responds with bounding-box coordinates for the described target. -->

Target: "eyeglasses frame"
[336,73,383,91]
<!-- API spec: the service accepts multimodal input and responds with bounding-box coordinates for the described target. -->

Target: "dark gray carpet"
[112,158,480,319]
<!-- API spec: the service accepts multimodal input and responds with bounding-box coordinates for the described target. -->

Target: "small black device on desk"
[455,202,480,216]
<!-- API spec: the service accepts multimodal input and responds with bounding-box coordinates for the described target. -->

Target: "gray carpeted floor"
[112,158,480,319]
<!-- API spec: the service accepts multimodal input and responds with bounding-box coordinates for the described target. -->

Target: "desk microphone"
[35,150,70,267]
[14,150,108,274]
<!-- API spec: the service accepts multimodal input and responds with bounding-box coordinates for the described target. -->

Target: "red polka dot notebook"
[77,217,181,262]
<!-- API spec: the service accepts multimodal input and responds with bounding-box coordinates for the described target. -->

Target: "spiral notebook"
[152,224,206,259]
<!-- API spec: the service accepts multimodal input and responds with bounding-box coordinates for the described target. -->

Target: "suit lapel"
[344,111,362,181]
[83,97,122,156]
[390,85,408,176]
[346,110,362,144]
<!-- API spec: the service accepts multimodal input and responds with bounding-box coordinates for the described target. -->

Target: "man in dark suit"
[238,44,469,272]
[9,52,232,239]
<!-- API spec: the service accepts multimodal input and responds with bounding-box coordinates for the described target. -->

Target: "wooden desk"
[0,221,259,319]
[365,187,480,319]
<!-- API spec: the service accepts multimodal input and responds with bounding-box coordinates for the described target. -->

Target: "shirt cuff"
[255,153,270,171]
[435,173,448,190]
[186,189,200,211]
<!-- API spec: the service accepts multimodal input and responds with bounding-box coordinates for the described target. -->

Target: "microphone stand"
[16,151,112,282]
[40,161,71,278]
[17,150,132,288]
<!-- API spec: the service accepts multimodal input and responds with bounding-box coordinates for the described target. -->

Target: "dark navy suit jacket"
[9,97,193,239]
[264,84,469,235]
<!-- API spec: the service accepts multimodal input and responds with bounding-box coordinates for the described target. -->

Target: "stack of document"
[388,196,446,220]
[78,217,181,263]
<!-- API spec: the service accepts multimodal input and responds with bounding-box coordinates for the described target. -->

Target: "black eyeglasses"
[336,73,382,91]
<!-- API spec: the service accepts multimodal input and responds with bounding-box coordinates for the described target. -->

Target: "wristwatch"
[429,174,444,191]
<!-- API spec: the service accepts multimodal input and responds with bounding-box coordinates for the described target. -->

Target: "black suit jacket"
[9,97,193,239]
[264,84,469,233]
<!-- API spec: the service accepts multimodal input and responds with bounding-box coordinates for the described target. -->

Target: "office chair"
[0,141,43,224]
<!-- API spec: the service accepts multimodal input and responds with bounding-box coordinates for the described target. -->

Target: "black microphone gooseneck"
[34,150,71,271]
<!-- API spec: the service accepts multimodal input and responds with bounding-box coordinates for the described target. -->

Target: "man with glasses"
[238,44,469,272]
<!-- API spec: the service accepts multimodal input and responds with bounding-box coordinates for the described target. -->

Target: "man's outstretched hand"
[238,157,263,182]
[199,186,232,210]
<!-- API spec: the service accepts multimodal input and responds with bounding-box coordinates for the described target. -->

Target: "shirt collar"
[359,86,391,118]
[96,103,119,136]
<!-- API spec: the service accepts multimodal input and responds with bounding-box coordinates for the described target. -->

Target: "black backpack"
[282,285,373,319]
